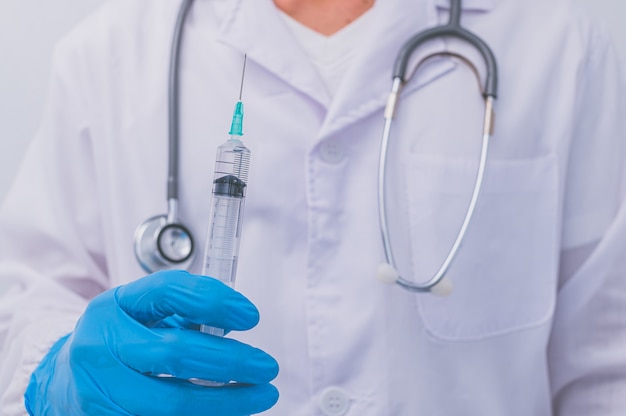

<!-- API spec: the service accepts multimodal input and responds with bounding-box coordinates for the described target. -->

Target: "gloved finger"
[116,327,279,384]
[68,291,279,415]
[115,270,259,331]
[88,362,279,416]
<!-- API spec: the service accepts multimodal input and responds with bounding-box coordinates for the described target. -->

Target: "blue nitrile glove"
[24,270,279,415]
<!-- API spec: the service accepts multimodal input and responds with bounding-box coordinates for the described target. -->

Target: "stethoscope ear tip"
[376,263,400,284]
[430,278,453,297]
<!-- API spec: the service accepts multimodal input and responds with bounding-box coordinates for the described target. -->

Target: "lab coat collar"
[317,0,443,138]
[216,0,495,140]
[318,0,495,138]
[217,0,332,107]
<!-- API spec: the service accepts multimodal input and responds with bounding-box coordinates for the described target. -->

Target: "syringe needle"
[238,54,247,101]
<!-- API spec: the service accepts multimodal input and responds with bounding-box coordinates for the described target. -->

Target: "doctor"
[2,0,626,414]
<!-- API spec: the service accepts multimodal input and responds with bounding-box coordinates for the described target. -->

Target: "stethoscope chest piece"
[134,214,195,273]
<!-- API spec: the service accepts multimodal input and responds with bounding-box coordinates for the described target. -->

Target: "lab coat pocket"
[406,153,558,341]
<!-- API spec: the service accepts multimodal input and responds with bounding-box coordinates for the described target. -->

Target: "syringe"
[200,56,250,337]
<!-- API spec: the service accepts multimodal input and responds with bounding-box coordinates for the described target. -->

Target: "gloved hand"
[24,270,279,415]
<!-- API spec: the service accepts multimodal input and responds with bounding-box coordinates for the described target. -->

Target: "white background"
[0,0,624,202]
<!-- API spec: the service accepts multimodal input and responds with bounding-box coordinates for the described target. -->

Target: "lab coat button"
[319,141,345,164]
[319,386,350,416]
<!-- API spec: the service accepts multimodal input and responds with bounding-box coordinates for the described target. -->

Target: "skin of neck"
[273,0,375,36]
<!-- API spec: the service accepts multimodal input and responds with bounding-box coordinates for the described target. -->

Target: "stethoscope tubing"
[393,0,497,98]
[378,0,498,293]
[167,0,194,220]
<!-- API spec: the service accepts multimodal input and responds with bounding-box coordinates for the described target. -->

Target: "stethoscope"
[376,0,498,295]
[134,0,195,273]
[133,0,498,296]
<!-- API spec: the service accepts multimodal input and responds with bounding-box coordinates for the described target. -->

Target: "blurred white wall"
[0,0,106,202]
[0,0,625,203]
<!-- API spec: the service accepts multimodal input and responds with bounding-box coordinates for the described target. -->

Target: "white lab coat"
[2,0,626,414]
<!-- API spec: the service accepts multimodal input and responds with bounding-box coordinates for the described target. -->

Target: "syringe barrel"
[201,138,250,337]
[202,195,245,286]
